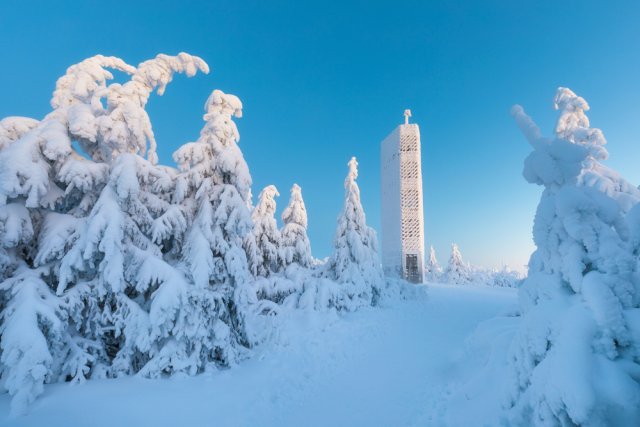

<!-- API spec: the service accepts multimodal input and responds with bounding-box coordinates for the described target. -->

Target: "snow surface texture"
[507,88,640,425]
[0,54,387,415]
[0,283,517,427]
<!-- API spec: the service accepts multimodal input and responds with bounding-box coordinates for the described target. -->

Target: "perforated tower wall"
[380,121,425,283]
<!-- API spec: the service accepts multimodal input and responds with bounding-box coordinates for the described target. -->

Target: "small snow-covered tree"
[327,157,384,310]
[250,183,313,308]
[249,185,281,277]
[487,266,522,288]
[280,184,312,269]
[425,245,442,282]
[508,87,640,425]
[445,243,471,285]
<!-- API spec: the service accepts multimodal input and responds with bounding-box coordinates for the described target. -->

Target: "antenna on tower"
[404,109,412,125]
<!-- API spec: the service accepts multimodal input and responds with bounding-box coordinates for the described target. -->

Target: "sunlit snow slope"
[0,284,518,427]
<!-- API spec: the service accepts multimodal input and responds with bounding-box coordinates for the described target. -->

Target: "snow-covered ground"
[0,283,518,427]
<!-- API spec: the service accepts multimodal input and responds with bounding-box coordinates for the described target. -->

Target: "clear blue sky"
[2,0,640,271]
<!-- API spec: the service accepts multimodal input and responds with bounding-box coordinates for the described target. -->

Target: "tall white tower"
[380,110,425,283]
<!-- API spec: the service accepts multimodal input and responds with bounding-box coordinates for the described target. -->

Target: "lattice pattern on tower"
[399,126,424,258]
[380,115,425,283]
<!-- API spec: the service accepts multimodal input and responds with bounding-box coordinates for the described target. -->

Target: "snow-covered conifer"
[0,57,131,412]
[0,267,65,415]
[173,89,251,288]
[0,53,208,411]
[487,266,521,288]
[425,245,442,282]
[57,153,182,375]
[508,87,640,425]
[0,56,146,413]
[328,157,384,310]
[170,88,269,369]
[251,183,313,307]
[445,243,470,285]
[249,185,281,276]
[280,184,312,269]
[54,54,208,379]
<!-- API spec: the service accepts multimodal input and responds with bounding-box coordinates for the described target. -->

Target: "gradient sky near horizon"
[2,0,640,271]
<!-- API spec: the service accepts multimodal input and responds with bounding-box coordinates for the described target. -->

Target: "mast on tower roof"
[404,109,412,125]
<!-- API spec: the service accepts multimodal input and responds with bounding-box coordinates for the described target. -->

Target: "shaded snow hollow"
[0,283,518,427]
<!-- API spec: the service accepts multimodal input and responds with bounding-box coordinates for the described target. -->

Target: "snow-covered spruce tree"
[249,185,281,277]
[327,157,384,310]
[57,53,208,379]
[444,243,471,285]
[508,87,640,425]
[488,266,522,288]
[171,88,274,371]
[248,183,316,308]
[425,245,442,282]
[0,122,69,412]
[0,55,136,414]
[253,183,314,307]
[58,153,185,376]
[280,184,313,269]
[0,53,208,413]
